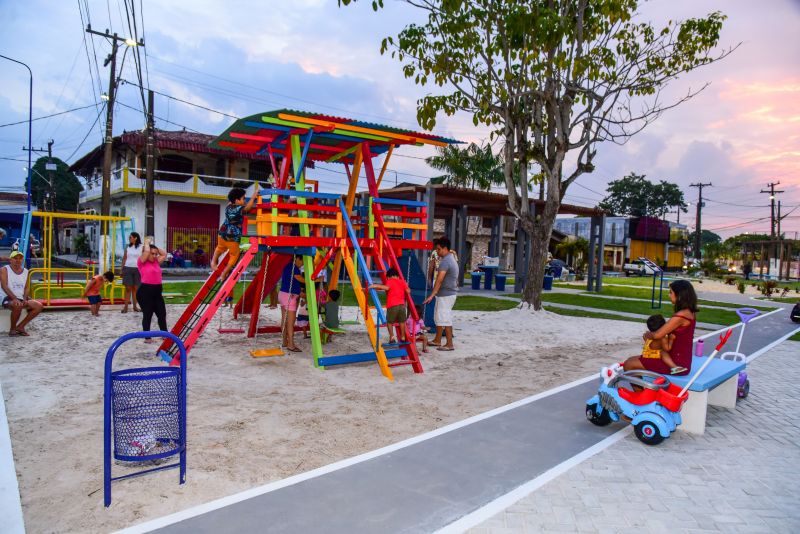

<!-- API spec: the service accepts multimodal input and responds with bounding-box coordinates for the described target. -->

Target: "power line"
[119,79,239,118]
[65,102,107,162]
[0,104,99,128]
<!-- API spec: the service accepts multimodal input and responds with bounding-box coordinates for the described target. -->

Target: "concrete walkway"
[471,339,800,534]
[118,307,800,533]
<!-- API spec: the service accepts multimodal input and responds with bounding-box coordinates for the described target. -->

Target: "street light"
[0,54,33,212]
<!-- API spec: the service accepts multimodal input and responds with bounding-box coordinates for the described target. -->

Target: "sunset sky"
[1,0,798,238]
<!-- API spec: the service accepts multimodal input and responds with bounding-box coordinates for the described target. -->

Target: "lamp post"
[0,54,33,211]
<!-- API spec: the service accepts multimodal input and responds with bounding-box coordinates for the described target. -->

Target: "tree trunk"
[520,177,561,310]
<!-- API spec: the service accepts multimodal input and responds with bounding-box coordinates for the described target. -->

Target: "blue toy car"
[586,365,689,446]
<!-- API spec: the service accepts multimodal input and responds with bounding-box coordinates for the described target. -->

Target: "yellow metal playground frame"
[30,211,130,306]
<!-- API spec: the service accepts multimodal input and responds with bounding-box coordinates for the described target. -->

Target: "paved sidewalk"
[471,341,800,534]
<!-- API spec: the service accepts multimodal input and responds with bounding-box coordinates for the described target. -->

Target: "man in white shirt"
[1,251,43,336]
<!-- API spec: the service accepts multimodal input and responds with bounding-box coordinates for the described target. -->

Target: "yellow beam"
[375,144,394,190]
[340,244,394,381]
[31,211,130,222]
[383,222,428,230]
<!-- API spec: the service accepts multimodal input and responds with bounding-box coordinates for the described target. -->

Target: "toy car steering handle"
[610,370,671,391]
[735,308,760,324]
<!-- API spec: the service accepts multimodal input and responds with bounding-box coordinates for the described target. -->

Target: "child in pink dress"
[405,303,429,353]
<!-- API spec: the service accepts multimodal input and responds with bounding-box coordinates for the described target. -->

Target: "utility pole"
[85,26,144,216]
[760,181,784,272]
[760,181,784,240]
[145,89,155,238]
[689,182,711,261]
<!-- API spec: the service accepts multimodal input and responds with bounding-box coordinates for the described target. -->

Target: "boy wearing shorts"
[84,271,115,316]
[211,184,258,280]
[372,268,410,344]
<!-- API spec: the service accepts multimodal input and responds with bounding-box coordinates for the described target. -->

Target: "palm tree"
[426,143,504,191]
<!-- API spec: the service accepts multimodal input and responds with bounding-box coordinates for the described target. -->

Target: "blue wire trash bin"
[104,331,187,507]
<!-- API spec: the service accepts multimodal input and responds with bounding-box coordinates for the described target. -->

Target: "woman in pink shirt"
[137,238,168,342]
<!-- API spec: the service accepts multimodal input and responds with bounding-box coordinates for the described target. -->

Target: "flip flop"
[428,341,442,346]
[286,346,302,352]
[437,346,454,351]
[8,331,19,337]
[15,330,30,337]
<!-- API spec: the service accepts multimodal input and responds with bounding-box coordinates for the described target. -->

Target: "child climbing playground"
[211,184,259,281]
[83,271,115,316]
[642,314,686,374]
[371,268,411,344]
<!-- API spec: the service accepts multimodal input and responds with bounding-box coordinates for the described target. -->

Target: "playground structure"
[20,211,130,307]
[155,109,458,381]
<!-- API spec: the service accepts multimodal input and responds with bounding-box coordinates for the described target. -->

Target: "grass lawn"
[756,296,800,303]
[537,292,740,325]
[790,332,800,342]
[575,285,777,311]
[542,306,643,324]
[453,295,519,311]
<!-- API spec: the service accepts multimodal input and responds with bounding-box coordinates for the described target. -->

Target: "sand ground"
[1,303,646,533]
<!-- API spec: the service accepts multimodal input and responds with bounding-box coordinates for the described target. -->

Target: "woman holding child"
[623,279,698,375]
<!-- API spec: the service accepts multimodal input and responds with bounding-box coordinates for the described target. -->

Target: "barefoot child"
[211,184,258,281]
[83,271,115,316]
[643,314,686,374]
[406,303,429,353]
[371,268,410,344]
[296,289,310,338]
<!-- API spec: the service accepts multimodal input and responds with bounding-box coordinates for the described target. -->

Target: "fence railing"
[80,167,258,203]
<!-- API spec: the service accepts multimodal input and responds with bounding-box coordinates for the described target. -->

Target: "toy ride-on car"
[586,364,689,445]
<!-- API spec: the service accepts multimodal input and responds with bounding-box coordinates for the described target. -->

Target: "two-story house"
[69,129,278,255]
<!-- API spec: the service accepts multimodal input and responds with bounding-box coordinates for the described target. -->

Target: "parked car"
[623,259,657,277]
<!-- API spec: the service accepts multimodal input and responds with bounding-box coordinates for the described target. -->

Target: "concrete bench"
[667,356,745,435]
[0,309,9,332]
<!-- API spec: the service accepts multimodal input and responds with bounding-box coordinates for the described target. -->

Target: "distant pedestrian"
[120,232,143,313]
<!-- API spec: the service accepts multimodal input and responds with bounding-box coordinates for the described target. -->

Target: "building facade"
[553,215,688,270]
[69,130,276,252]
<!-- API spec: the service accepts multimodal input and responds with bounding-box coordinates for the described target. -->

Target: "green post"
[290,134,323,367]
[368,198,375,239]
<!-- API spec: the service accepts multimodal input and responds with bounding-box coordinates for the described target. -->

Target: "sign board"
[45,163,57,171]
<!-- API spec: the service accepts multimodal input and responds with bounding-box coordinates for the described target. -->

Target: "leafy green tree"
[27,156,83,212]
[598,173,686,217]
[688,229,722,247]
[341,0,731,309]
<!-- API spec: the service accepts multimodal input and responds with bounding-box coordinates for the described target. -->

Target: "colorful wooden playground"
[155,110,458,381]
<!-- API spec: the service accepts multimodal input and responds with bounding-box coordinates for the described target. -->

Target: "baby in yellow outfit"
[643,314,686,374]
